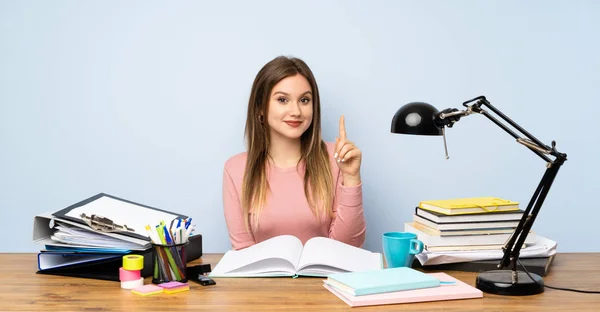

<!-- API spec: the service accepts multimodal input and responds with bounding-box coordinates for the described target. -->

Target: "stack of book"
[405,197,535,251]
[322,267,483,307]
[405,197,556,276]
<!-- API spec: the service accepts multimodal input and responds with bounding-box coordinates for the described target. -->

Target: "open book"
[209,235,382,277]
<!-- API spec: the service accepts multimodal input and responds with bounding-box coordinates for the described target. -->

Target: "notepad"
[157,281,190,294]
[323,272,483,307]
[131,284,164,296]
[326,267,440,296]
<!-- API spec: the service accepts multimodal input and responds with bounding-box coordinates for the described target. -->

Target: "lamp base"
[476,270,544,296]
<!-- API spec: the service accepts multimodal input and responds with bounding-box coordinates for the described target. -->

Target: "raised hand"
[334,115,362,186]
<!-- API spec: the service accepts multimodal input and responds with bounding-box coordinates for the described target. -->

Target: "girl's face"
[266,74,314,141]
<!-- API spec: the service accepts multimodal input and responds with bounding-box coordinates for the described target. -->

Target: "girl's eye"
[277,97,288,103]
[301,97,311,104]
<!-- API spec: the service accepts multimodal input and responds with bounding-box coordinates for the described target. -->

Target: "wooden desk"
[0,253,598,311]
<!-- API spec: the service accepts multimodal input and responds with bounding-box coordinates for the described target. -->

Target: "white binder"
[33,193,188,251]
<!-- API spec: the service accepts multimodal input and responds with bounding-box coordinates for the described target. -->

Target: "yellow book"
[418,197,519,215]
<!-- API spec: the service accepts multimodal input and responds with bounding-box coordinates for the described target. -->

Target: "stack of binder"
[32,193,203,281]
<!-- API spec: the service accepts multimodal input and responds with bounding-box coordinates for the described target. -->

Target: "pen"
[185,218,192,230]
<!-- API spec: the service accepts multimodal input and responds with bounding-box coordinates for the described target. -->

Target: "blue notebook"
[326,267,440,296]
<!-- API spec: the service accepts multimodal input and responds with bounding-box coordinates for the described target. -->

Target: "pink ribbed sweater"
[222,142,366,250]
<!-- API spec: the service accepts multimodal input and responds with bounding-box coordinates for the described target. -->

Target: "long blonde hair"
[242,56,333,232]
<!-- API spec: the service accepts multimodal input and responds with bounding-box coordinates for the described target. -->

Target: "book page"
[210,235,304,276]
[50,224,145,250]
[296,237,381,276]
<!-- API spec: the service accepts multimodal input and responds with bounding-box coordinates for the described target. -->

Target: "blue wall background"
[1,0,599,253]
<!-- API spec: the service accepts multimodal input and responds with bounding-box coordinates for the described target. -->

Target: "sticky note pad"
[157,281,188,289]
[163,287,189,294]
[157,281,189,294]
[131,284,164,296]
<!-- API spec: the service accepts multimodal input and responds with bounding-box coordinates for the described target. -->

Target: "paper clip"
[80,213,135,233]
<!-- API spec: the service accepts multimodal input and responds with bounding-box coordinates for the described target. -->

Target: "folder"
[33,212,151,251]
[51,193,188,240]
[36,234,203,281]
[33,193,189,250]
[38,252,125,271]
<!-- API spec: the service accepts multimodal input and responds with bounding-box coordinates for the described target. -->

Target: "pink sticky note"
[157,281,188,289]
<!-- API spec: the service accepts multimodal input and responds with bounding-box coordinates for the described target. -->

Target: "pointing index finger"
[339,115,346,139]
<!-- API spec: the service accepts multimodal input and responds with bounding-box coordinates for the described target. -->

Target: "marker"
[156,225,167,244]
[145,225,158,244]
[184,224,194,243]
[163,225,173,244]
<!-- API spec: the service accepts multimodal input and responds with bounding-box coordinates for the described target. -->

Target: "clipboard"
[51,193,188,241]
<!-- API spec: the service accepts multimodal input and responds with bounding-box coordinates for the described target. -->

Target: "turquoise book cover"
[326,267,440,296]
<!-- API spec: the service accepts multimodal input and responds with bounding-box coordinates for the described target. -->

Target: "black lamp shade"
[391,102,442,136]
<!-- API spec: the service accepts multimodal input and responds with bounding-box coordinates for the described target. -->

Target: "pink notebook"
[323,272,482,307]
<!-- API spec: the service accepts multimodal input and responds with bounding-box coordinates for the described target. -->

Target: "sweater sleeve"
[222,165,256,250]
[327,174,366,248]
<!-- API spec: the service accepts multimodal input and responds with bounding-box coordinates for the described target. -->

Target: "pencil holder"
[151,242,188,284]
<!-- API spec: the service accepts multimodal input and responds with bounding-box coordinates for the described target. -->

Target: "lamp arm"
[437,96,568,280]
[464,96,560,162]
[499,160,563,273]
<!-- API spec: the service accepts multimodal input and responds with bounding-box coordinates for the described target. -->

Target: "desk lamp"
[391,95,567,296]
